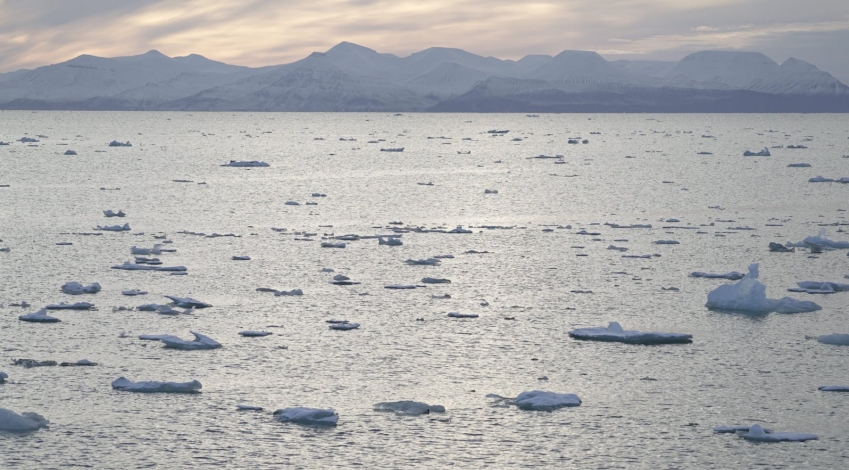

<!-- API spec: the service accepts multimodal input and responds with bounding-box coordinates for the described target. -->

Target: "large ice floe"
[157,332,221,350]
[221,160,269,167]
[111,377,202,393]
[569,322,692,344]
[515,391,582,411]
[0,409,50,432]
[373,401,446,415]
[19,308,61,322]
[819,386,849,392]
[798,230,849,249]
[46,301,94,310]
[735,424,818,442]
[789,281,849,294]
[817,333,849,345]
[272,407,338,426]
[705,264,821,314]
[61,281,101,295]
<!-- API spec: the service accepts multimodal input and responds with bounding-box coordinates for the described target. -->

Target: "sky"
[1,0,848,82]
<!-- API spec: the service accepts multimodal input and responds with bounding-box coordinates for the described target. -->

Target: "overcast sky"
[1,0,848,81]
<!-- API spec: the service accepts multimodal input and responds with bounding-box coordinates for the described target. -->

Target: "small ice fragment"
[373,401,445,415]
[111,377,202,393]
[447,312,478,318]
[239,331,272,337]
[272,407,338,425]
[515,391,581,411]
[61,281,101,295]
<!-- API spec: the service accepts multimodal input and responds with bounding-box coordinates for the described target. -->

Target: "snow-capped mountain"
[0,43,847,111]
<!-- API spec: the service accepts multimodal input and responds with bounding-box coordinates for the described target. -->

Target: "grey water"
[1,111,848,468]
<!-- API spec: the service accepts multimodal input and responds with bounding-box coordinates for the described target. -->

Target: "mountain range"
[1,42,847,112]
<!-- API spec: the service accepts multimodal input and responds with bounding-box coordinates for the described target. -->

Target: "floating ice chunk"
[108,141,132,147]
[819,386,849,392]
[159,332,221,350]
[385,284,418,289]
[788,163,811,167]
[769,242,794,252]
[421,277,451,284]
[0,409,49,432]
[607,245,628,251]
[569,322,692,344]
[809,175,834,182]
[139,334,182,341]
[374,401,445,415]
[321,242,345,248]
[622,254,652,259]
[332,274,349,281]
[654,240,679,245]
[60,359,96,366]
[46,301,94,310]
[329,322,360,330]
[705,264,821,313]
[111,377,202,393]
[96,223,130,231]
[221,160,269,167]
[164,296,211,308]
[132,245,163,255]
[802,230,849,249]
[447,312,478,318]
[231,255,251,260]
[432,294,451,299]
[433,254,455,259]
[743,148,770,157]
[122,289,148,296]
[12,359,57,368]
[447,226,472,234]
[137,303,162,311]
[237,404,264,411]
[380,147,404,152]
[790,281,847,294]
[239,331,272,337]
[61,281,101,295]
[378,237,403,246]
[284,201,300,206]
[713,425,773,433]
[274,289,303,296]
[112,261,186,271]
[0,371,6,383]
[103,210,125,217]
[273,407,338,425]
[515,390,581,411]
[817,333,849,345]
[736,424,817,442]
[690,271,744,280]
[405,258,440,266]
[484,189,498,194]
[607,223,652,229]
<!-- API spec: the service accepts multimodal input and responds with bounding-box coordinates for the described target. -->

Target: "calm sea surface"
[1,112,848,468]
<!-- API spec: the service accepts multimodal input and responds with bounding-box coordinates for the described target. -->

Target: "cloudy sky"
[1,0,848,81]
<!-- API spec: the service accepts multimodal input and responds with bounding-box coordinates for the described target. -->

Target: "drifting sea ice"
[329,322,360,330]
[0,409,50,432]
[61,281,101,295]
[743,148,770,156]
[373,401,446,415]
[713,425,773,433]
[514,391,582,411]
[817,333,849,345]
[158,332,221,350]
[705,264,821,313]
[239,331,272,337]
[690,271,745,280]
[103,210,125,217]
[819,386,849,392]
[273,407,338,426]
[378,237,402,246]
[0,371,7,383]
[568,322,692,344]
[221,160,269,167]
[96,223,130,231]
[447,312,478,318]
[46,301,94,310]
[798,230,849,249]
[122,289,148,296]
[274,289,303,296]
[237,404,264,411]
[19,308,60,323]
[736,424,817,442]
[164,295,212,308]
[111,261,186,271]
[111,377,202,393]
[405,258,440,266]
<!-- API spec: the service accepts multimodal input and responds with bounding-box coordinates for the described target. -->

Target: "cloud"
[0,0,848,80]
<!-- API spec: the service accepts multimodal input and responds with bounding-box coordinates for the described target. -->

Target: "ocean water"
[1,111,848,468]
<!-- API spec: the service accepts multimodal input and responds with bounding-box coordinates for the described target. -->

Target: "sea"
[1,111,848,468]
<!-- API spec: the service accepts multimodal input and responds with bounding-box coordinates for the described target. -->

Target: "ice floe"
[61,281,101,295]
[46,301,94,310]
[329,322,360,330]
[713,425,773,433]
[373,401,446,415]
[405,258,440,266]
[705,264,821,313]
[743,148,770,156]
[111,377,202,393]
[799,230,849,249]
[158,332,221,350]
[569,322,692,344]
[60,359,96,367]
[103,210,125,217]
[273,407,338,425]
[122,289,148,296]
[237,404,264,411]
[321,242,346,248]
[447,312,478,318]
[239,331,272,337]
[19,308,61,322]
[96,223,131,231]
[108,141,132,147]
[514,390,582,411]
[421,277,451,284]
[817,333,849,345]
[736,424,817,442]
[222,160,269,167]
[164,296,211,308]
[0,372,6,383]
[274,288,304,296]
[378,237,403,246]
[0,409,49,432]
[690,271,745,280]
[111,261,186,271]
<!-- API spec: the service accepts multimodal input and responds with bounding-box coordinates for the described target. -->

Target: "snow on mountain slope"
[0,50,250,104]
[405,62,488,98]
[611,60,676,78]
[514,55,553,75]
[525,50,645,86]
[662,51,779,88]
[401,47,521,78]
[744,58,849,95]
[164,52,434,111]
[324,41,404,80]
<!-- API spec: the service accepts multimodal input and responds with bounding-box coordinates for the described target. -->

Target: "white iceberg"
[802,230,849,249]
[447,312,478,318]
[0,409,49,432]
[569,322,692,344]
[61,281,101,295]
[111,377,202,393]
[736,424,817,442]
[690,271,745,280]
[222,160,269,167]
[164,296,211,308]
[96,223,130,231]
[817,333,849,345]
[159,331,221,350]
[405,258,440,266]
[378,237,403,246]
[515,390,582,411]
[46,301,94,310]
[743,148,770,157]
[273,407,338,426]
[239,330,272,337]
[373,401,446,415]
[131,245,163,255]
[19,308,60,322]
[139,334,183,341]
[447,226,472,233]
[819,386,849,392]
[705,264,821,314]
[103,210,126,217]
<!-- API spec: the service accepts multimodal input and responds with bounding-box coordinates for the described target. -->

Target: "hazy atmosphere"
[1,0,849,82]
